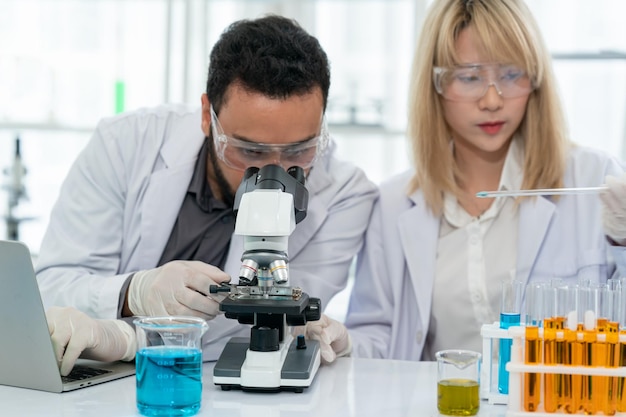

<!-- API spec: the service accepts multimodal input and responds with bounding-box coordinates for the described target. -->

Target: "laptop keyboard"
[61,365,112,383]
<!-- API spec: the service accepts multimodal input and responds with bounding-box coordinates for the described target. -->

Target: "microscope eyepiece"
[287,166,305,184]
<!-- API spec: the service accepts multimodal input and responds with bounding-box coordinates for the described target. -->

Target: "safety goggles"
[433,63,535,102]
[210,105,329,171]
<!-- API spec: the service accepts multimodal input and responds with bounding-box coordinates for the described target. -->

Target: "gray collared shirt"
[158,137,235,267]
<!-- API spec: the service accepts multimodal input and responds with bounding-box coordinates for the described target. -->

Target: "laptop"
[0,240,135,393]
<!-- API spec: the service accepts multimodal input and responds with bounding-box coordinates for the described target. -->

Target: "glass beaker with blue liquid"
[134,316,208,417]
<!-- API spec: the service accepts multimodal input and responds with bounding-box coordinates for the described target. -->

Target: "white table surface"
[0,358,507,417]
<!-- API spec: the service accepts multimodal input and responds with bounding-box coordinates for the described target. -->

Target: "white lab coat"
[346,145,626,361]
[35,104,378,360]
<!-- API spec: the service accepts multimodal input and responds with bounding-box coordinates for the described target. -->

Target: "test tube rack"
[481,323,626,416]
[481,322,511,405]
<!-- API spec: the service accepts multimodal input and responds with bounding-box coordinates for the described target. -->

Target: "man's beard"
[207,136,235,207]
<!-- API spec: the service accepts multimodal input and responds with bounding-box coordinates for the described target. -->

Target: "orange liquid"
[544,318,558,413]
[604,322,619,416]
[592,318,612,415]
[579,328,596,415]
[617,332,626,412]
[554,317,566,412]
[524,326,541,412]
[563,327,576,414]
[566,329,584,414]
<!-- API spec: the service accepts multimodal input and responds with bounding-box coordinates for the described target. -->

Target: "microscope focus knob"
[304,297,322,322]
[250,326,279,352]
[296,334,307,349]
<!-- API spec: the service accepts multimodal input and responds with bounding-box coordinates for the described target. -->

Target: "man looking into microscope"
[37,15,377,375]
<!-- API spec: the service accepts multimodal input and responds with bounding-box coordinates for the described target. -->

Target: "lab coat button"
[416,331,423,344]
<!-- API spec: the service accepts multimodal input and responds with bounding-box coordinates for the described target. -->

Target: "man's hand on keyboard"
[46,306,136,376]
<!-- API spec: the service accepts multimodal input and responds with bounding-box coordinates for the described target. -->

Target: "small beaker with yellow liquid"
[436,349,482,416]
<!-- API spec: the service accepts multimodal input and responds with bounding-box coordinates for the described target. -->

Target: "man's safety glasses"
[210,106,329,171]
[433,63,535,102]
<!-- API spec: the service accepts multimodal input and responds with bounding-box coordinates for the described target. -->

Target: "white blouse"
[422,137,524,360]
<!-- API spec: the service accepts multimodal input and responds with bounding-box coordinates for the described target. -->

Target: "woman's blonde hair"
[407,0,569,214]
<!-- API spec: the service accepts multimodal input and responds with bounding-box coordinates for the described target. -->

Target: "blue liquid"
[136,346,203,416]
[498,313,520,394]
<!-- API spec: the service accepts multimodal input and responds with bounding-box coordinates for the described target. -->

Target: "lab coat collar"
[139,110,206,268]
[159,108,205,168]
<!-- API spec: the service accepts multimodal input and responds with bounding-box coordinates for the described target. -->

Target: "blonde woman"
[297,0,626,363]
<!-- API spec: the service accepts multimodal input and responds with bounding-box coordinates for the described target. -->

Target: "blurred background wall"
[1,0,625,254]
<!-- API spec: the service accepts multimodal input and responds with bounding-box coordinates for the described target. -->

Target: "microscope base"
[213,337,320,393]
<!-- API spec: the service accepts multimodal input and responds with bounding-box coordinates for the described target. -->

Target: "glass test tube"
[594,284,612,416]
[524,282,543,412]
[553,282,569,412]
[498,275,522,394]
[562,284,580,415]
[543,282,559,413]
[579,283,599,415]
[604,279,620,416]
[618,277,626,412]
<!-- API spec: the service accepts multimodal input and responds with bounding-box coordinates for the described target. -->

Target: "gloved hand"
[600,173,626,246]
[46,306,136,376]
[292,314,351,365]
[128,260,231,320]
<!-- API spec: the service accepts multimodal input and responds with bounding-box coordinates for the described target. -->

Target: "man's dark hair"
[206,15,331,113]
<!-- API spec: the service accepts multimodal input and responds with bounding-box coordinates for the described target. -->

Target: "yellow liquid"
[437,379,479,416]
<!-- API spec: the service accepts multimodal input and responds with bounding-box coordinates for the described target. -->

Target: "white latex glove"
[292,314,351,365]
[128,260,231,320]
[46,306,136,376]
[600,173,626,246]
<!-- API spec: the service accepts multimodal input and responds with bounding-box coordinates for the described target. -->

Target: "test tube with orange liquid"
[524,282,544,412]
[592,284,618,416]
[553,283,570,412]
[543,282,559,413]
[577,283,597,415]
[562,284,580,414]
[617,277,626,412]
[604,278,622,416]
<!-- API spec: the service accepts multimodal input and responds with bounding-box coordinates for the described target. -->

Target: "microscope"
[211,164,322,393]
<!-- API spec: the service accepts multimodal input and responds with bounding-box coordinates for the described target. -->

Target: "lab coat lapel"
[516,196,556,288]
[137,124,204,269]
[139,162,196,268]
[399,192,440,334]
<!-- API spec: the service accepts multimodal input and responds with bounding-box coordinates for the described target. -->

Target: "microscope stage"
[213,336,321,393]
